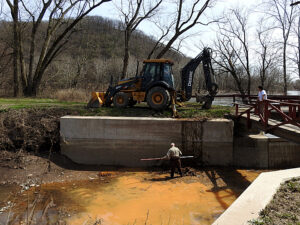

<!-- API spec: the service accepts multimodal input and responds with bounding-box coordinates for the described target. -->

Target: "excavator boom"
[179,48,218,109]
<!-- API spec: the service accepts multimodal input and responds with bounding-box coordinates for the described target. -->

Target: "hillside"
[0,16,189,97]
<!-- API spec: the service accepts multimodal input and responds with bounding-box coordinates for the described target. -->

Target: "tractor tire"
[113,92,129,108]
[147,86,170,110]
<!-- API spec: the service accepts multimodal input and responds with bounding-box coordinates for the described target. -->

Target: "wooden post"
[289,105,292,118]
[292,106,296,119]
[264,100,268,130]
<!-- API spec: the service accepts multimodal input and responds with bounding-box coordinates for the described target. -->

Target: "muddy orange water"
[0,169,262,225]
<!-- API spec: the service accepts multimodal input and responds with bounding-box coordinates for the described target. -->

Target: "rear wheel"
[113,92,129,108]
[202,96,213,109]
[147,86,170,110]
[202,100,212,109]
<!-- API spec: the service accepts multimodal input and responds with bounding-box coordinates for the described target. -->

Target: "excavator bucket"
[87,91,106,108]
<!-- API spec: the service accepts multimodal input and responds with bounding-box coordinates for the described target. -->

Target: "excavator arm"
[179,48,218,109]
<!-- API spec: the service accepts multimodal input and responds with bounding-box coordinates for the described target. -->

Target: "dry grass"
[46,88,90,102]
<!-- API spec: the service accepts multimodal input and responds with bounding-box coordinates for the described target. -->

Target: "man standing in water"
[257,86,267,118]
[166,143,183,178]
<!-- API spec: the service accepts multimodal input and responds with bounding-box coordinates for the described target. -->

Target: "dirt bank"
[0,107,126,187]
[0,150,111,186]
[0,108,82,153]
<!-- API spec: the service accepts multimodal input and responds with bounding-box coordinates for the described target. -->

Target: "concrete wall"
[269,139,300,168]
[60,116,299,168]
[213,168,300,225]
[60,116,233,167]
[202,120,233,166]
[234,135,300,169]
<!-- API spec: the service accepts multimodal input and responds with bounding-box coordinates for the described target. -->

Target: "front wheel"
[147,86,170,110]
[113,92,129,108]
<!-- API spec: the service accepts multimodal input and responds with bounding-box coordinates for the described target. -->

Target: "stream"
[0,169,262,225]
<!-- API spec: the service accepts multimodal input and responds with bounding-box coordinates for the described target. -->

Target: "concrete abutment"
[60,116,300,168]
[60,116,233,167]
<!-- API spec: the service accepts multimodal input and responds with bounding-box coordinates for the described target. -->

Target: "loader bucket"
[87,91,106,108]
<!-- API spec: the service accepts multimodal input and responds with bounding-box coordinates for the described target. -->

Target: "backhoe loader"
[87,48,218,115]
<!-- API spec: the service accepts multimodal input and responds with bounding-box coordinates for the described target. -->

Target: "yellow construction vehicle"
[87,48,218,114]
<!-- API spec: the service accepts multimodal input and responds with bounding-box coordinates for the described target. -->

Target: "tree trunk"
[232,72,245,98]
[12,0,20,97]
[121,30,130,79]
[261,52,266,87]
[247,74,251,96]
[298,17,300,79]
[155,35,178,59]
[283,43,287,95]
[261,70,265,88]
[26,29,37,95]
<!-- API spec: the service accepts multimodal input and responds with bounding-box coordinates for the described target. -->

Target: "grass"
[176,102,231,118]
[0,98,85,110]
[286,180,300,192]
[249,178,300,225]
[0,98,232,118]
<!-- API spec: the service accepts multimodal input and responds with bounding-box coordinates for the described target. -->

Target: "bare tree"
[256,19,280,88]
[265,0,296,94]
[116,0,162,79]
[216,8,252,96]
[291,1,300,6]
[6,0,20,96]
[6,0,111,96]
[146,19,174,59]
[213,36,246,97]
[295,16,300,79]
[0,22,13,95]
[154,0,215,59]
[289,14,300,79]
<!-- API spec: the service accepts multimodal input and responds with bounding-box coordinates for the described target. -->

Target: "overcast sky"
[89,0,300,81]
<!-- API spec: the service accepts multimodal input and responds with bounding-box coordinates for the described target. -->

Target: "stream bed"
[0,169,262,225]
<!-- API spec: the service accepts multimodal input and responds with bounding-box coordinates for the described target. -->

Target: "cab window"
[163,64,174,87]
[143,63,161,80]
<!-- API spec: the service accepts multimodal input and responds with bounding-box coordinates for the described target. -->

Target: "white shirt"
[167,146,182,158]
[258,90,267,101]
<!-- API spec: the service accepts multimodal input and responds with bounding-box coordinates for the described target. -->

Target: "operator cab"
[141,59,175,90]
